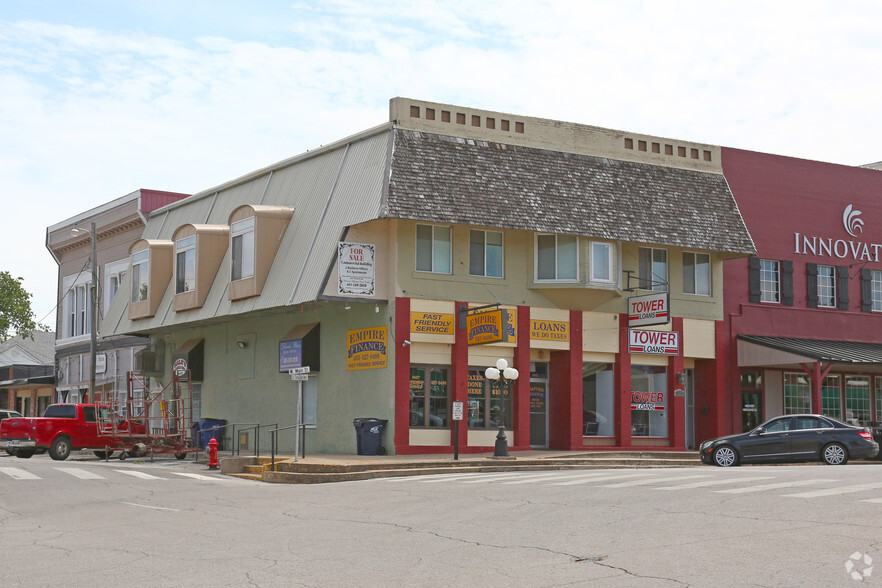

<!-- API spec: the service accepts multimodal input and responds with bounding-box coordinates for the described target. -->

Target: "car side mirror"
[754,426,766,436]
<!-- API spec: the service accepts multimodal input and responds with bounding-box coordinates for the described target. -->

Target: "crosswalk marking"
[0,467,40,480]
[600,474,710,488]
[860,497,882,504]
[656,476,776,490]
[417,472,534,483]
[716,479,838,494]
[115,470,166,480]
[502,472,618,485]
[172,472,223,481]
[55,467,106,480]
[460,472,572,484]
[551,472,657,486]
[783,482,882,498]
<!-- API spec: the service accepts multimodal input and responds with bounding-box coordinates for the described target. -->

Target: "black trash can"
[353,418,388,455]
[196,418,227,450]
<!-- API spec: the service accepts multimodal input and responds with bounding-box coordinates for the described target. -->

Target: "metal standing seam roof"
[738,335,882,364]
[384,129,756,255]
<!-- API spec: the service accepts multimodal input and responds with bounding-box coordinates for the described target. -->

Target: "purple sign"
[279,340,303,372]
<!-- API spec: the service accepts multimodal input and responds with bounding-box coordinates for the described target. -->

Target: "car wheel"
[822,442,849,465]
[16,450,33,458]
[713,445,738,467]
[49,436,71,461]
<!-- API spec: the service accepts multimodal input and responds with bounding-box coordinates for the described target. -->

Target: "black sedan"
[700,414,879,467]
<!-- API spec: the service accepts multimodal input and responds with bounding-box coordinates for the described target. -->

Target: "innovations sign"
[793,204,882,262]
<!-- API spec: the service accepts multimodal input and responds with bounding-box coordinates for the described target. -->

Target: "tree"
[0,271,38,343]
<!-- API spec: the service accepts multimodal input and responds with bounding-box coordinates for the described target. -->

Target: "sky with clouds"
[3,0,882,322]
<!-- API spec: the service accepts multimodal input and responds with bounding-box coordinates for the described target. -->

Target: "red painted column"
[513,305,532,449]
[451,301,469,450]
[811,362,823,414]
[393,297,411,454]
[668,317,686,450]
[568,310,584,450]
[615,313,632,448]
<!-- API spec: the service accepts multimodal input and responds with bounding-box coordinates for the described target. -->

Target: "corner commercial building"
[102,98,755,455]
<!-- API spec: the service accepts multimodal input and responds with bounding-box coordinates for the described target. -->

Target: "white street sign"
[289,366,311,374]
[291,374,309,381]
[452,401,464,421]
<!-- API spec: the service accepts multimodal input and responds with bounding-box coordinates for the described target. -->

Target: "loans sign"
[628,291,670,327]
[628,329,679,356]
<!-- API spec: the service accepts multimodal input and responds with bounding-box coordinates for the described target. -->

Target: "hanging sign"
[467,309,508,345]
[346,326,388,370]
[410,312,455,336]
[628,329,679,355]
[338,242,375,296]
[530,319,569,342]
[628,291,670,327]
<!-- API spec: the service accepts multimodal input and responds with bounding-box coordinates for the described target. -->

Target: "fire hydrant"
[207,437,219,470]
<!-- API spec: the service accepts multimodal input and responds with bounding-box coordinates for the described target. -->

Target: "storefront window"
[583,363,614,436]
[845,375,871,426]
[410,366,449,427]
[821,375,841,420]
[783,373,811,414]
[467,368,512,429]
[876,377,882,422]
[630,365,667,437]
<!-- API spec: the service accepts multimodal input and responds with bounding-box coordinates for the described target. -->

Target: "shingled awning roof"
[738,335,882,365]
[384,129,755,255]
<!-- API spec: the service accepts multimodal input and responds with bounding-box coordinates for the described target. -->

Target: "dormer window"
[231,217,255,281]
[131,249,150,303]
[175,235,196,294]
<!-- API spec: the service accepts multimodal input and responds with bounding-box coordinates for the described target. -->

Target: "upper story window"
[638,247,667,291]
[62,280,92,339]
[759,259,780,303]
[469,230,503,278]
[416,224,451,273]
[817,264,836,308]
[683,252,710,295]
[536,234,578,281]
[590,241,613,282]
[175,235,196,294]
[131,249,149,303]
[104,259,128,314]
[231,217,255,281]
[871,270,882,312]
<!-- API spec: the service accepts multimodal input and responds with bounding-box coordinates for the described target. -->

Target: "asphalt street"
[2,454,881,587]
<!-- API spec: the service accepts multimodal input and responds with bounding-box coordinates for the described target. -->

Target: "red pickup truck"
[0,403,140,460]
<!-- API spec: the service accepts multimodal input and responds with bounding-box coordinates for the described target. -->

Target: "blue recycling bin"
[353,418,388,455]
[194,418,227,450]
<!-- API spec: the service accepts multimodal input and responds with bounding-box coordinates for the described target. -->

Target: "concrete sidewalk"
[220,449,702,484]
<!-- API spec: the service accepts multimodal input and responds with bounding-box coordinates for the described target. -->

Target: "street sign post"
[452,401,464,461]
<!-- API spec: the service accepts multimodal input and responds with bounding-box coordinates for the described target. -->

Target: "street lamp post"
[484,358,518,457]
[72,222,98,402]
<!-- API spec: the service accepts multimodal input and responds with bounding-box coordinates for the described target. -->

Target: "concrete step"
[229,472,263,481]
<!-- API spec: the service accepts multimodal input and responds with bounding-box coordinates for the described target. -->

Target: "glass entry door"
[742,392,762,432]
[530,363,548,447]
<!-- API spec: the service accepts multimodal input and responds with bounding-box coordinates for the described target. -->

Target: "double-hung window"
[536,234,578,281]
[759,259,780,303]
[872,270,882,312]
[469,230,503,278]
[131,250,149,303]
[817,265,836,308]
[416,224,451,273]
[638,247,667,291]
[231,217,255,281]
[65,282,92,338]
[683,252,711,295]
[590,242,613,282]
[175,236,196,294]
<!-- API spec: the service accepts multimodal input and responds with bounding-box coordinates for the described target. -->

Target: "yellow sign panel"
[530,319,569,342]
[410,312,455,336]
[346,326,388,370]
[467,309,508,345]
[504,307,517,345]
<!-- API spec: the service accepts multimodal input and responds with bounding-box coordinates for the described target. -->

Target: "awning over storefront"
[738,335,882,367]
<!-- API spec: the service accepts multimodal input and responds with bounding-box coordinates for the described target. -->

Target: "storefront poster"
[346,326,387,370]
[338,242,375,296]
[467,309,508,345]
[410,312,455,336]
[530,319,569,342]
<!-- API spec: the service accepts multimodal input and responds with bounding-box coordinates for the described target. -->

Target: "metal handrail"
[268,423,304,472]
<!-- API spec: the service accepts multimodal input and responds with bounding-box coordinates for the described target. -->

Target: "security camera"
[402,340,411,347]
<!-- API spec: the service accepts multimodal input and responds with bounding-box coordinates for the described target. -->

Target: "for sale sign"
[628,329,679,356]
[628,291,670,327]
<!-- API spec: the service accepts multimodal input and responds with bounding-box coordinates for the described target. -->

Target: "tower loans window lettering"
[175,235,196,294]
[231,217,255,281]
